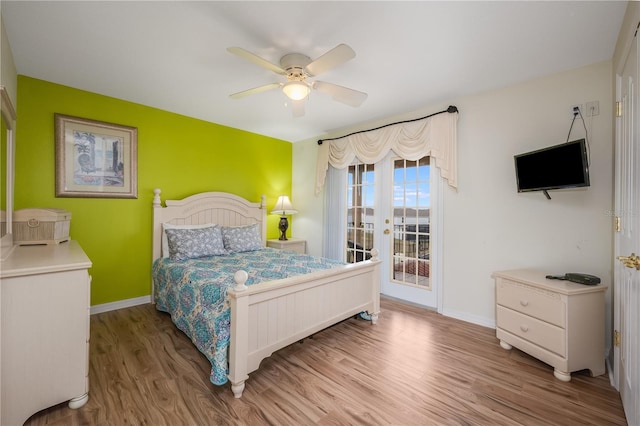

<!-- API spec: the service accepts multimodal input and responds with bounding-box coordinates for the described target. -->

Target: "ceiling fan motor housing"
[280,53,311,81]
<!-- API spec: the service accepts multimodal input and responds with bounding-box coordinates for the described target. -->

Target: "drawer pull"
[520,325,529,332]
[520,300,529,307]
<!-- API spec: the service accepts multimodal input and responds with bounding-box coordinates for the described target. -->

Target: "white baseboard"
[381,294,496,329]
[380,294,438,312]
[90,295,151,315]
[440,307,496,329]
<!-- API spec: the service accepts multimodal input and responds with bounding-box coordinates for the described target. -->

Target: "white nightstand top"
[267,238,306,254]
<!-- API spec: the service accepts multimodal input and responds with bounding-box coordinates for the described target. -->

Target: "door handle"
[384,229,390,234]
[617,253,640,270]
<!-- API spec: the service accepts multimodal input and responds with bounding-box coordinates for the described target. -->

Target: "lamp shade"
[271,195,298,215]
[282,82,310,101]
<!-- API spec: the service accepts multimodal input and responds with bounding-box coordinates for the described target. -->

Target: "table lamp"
[271,195,297,240]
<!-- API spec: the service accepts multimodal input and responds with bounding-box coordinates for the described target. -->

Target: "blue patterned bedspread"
[152,247,344,385]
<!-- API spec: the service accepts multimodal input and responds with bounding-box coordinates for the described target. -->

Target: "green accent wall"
[14,76,292,306]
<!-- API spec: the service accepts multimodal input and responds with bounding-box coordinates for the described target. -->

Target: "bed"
[151,189,381,398]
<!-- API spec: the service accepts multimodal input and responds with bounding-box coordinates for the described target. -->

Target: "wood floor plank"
[23,297,627,425]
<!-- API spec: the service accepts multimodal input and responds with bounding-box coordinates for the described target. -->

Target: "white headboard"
[152,189,267,262]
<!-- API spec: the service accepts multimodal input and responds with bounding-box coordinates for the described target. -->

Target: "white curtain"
[315,110,458,195]
[322,165,347,260]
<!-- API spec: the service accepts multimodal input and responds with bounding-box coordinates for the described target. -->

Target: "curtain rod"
[317,105,458,145]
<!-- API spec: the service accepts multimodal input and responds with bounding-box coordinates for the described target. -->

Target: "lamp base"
[278,216,289,241]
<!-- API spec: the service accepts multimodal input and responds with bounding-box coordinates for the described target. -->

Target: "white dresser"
[1,241,92,425]
[493,269,607,382]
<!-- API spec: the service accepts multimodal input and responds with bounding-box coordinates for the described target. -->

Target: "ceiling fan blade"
[227,47,286,75]
[291,100,305,117]
[313,81,367,107]
[229,83,281,99]
[305,44,356,77]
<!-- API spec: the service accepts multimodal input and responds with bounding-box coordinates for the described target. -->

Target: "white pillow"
[162,223,214,258]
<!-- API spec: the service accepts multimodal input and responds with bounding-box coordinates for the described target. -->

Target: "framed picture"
[55,114,138,198]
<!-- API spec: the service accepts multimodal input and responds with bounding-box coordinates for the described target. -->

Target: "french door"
[615,31,640,426]
[346,152,441,310]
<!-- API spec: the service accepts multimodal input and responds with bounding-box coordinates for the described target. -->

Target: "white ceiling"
[2,1,627,143]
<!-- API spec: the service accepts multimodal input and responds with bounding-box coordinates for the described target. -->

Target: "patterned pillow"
[165,225,227,261]
[162,223,214,258]
[221,223,263,253]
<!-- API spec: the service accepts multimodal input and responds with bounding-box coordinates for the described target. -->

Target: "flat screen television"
[514,138,590,198]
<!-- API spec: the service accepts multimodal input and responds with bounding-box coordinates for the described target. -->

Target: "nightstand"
[267,238,307,254]
[493,269,607,382]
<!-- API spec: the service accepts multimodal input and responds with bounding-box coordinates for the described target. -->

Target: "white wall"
[1,12,18,107]
[442,61,613,328]
[293,60,614,333]
[291,139,326,256]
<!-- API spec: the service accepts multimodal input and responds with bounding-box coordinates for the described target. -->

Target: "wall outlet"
[585,101,600,116]
[570,104,583,119]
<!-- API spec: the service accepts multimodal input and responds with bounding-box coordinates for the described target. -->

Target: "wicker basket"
[13,208,71,245]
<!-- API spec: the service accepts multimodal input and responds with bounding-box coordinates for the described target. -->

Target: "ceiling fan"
[227,44,367,117]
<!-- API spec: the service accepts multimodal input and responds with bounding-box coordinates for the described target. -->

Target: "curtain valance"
[315,107,459,195]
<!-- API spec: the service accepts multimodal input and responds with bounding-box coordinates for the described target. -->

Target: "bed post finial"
[234,270,249,292]
[153,188,162,207]
[370,248,379,261]
[260,194,266,209]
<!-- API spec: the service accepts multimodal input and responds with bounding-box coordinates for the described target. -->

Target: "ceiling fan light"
[283,82,310,100]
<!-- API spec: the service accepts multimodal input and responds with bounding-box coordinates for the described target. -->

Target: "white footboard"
[227,251,381,398]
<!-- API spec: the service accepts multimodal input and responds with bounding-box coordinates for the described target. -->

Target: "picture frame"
[55,114,138,198]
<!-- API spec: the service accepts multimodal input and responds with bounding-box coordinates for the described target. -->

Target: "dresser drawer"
[497,306,566,357]
[497,279,566,327]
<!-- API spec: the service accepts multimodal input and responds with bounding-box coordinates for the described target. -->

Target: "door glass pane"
[346,161,374,263]
[392,156,431,288]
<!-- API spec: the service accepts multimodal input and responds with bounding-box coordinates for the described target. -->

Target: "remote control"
[545,274,567,280]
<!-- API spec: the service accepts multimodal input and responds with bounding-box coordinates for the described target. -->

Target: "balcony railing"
[346,222,429,263]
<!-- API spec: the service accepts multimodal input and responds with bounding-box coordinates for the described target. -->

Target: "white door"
[346,153,441,310]
[615,31,640,426]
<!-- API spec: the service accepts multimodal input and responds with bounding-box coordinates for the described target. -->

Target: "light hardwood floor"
[25,298,627,425]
